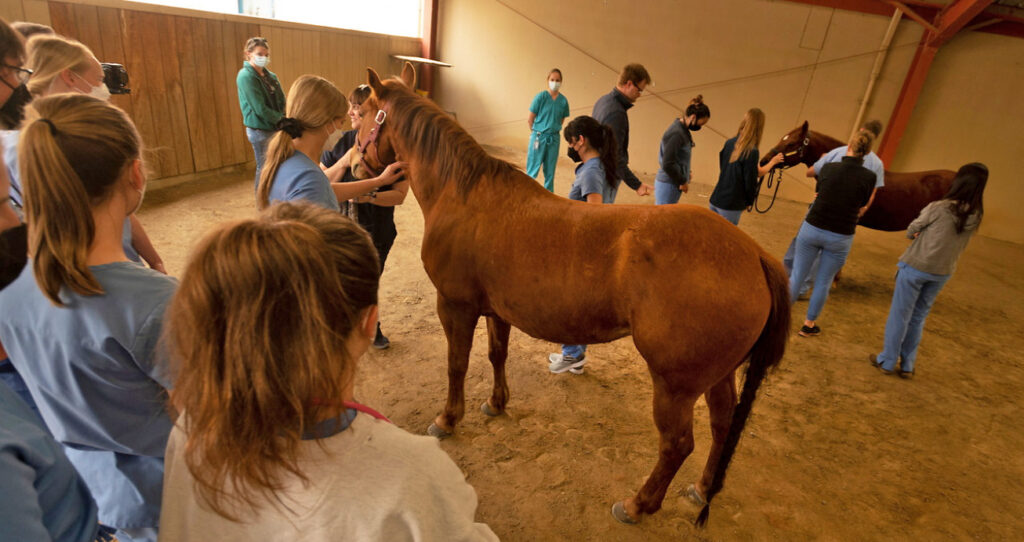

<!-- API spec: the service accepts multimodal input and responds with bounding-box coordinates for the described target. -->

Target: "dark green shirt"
[236,63,285,131]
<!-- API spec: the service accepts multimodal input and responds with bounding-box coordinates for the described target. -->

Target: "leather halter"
[780,136,811,168]
[356,106,390,178]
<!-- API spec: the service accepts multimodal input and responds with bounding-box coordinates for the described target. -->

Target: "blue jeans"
[561,344,586,359]
[526,131,560,192]
[789,222,854,321]
[783,236,816,296]
[876,262,949,373]
[709,203,743,225]
[655,181,683,205]
[246,127,273,189]
[0,361,44,423]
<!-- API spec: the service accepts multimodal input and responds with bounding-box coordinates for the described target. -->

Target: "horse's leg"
[690,371,738,503]
[618,378,698,522]
[481,316,511,416]
[428,293,479,438]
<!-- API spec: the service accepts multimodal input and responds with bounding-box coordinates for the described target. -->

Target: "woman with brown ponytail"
[255,75,403,210]
[654,95,709,204]
[159,202,496,541]
[789,128,878,338]
[0,94,177,542]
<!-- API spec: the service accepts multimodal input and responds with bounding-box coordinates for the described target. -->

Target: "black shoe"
[798,324,821,337]
[897,370,914,379]
[373,324,390,350]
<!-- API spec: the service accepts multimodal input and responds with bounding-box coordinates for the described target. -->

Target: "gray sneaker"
[548,353,586,374]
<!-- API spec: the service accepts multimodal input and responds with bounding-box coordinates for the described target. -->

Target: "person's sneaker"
[373,324,390,350]
[798,324,821,337]
[869,354,894,375]
[548,353,586,374]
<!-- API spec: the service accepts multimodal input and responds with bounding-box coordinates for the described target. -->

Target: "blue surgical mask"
[252,55,269,68]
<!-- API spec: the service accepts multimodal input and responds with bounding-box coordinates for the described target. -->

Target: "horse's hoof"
[682,483,708,506]
[480,401,503,417]
[427,423,453,439]
[611,501,639,525]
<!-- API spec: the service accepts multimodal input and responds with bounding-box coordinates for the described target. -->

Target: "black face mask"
[0,84,31,129]
[688,122,702,132]
[567,146,582,163]
[0,224,28,291]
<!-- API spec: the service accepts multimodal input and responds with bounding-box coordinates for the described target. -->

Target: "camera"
[101,63,131,95]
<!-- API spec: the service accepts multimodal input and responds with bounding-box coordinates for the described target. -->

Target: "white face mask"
[549,80,561,92]
[252,55,270,68]
[72,72,111,101]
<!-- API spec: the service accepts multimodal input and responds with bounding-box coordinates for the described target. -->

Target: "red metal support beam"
[884,1,938,33]
[877,0,993,164]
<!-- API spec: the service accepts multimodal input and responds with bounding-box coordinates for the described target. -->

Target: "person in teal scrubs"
[526,69,570,192]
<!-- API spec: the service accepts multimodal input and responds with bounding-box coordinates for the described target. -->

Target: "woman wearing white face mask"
[5,34,166,274]
[526,68,570,192]
[237,37,285,189]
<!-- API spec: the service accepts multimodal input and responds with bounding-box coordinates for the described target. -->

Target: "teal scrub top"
[529,91,570,134]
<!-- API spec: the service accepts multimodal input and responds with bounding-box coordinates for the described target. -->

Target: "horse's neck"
[807,132,844,165]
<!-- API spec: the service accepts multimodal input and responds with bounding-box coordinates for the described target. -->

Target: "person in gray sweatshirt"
[870,162,988,378]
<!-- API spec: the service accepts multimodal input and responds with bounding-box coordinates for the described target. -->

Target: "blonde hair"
[256,75,346,209]
[167,201,380,520]
[20,94,141,306]
[25,34,96,97]
[847,129,875,158]
[730,108,766,163]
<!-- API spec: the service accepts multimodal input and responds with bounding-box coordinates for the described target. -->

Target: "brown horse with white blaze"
[361,68,790,526]
[763,122,955,231]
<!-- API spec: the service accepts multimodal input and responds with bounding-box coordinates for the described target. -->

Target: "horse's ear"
[400,61,416,88]
[367,68,385,95]
[800,120,809,135]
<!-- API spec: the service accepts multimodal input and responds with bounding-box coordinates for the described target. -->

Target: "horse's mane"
[379,81,518,199]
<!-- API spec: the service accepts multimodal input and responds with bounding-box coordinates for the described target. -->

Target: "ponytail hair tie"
[39,118,58,136]
[275,117,304,138]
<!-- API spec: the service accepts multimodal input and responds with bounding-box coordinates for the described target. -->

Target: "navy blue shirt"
[806,156,876,235]
[654,119,693,187]
[321,130,397,245]
[592,89,641,192]
[710,137,760,211]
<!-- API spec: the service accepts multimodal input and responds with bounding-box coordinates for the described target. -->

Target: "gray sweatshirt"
[901,200,980,275]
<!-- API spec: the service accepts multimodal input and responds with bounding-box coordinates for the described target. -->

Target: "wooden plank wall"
[0,0,421,180]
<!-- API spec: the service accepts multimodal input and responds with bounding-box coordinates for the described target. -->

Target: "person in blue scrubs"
[256,74,403,211]
[0,94,177,542]
[547,116,619,375]
[526,68,570,192]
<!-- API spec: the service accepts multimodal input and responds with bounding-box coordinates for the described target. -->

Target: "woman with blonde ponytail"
[1,34,166,273]
[0,94,177,542]
[789,128,878,338]
[256,74,401,210]
[708,108,783,224]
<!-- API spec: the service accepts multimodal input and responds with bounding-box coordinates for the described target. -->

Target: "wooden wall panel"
[29,1,421,180]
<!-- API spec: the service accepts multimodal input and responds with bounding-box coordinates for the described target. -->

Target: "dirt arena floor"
[142,147,1024,541]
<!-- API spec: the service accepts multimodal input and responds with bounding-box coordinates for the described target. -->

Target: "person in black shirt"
[789,129,877,337]
[708,108,782,225]
[321,85,408,349]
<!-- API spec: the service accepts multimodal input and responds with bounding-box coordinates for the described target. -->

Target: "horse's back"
[861,169,954,231]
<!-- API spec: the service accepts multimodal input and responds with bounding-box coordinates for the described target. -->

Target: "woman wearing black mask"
[654,95,709,205]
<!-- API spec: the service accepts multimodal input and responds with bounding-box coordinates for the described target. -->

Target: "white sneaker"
[548,353,587,374]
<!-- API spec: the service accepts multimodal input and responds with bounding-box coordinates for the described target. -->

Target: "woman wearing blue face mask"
[526,68,570,192]
[237,37,285,189]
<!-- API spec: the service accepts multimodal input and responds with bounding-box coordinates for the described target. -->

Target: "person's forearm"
[332,179,382,201]
[369,189,407,207]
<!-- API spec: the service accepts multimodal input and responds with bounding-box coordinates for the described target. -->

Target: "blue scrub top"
[268,152,340,211]
[0,383,100,542]
[568,157,616,204]
[529,91,570,135]
[814,146,885,188]
[0,261,178,528]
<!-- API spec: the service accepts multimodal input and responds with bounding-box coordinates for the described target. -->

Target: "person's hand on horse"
[635,183,653,196]
[679,183,689,194]
[376,161,408,187]
[769,153,784,168]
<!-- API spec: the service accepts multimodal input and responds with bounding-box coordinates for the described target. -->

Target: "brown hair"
[685,94,710,120]
[256,75,346,209]
[847,129,875,158]
[167,201,379,520]
[20,94,141,306]
[348,84,371,107]
[11,21,53,40]
[242,36,268,58]
[861,120,883,138]
[25,34,96,97]
[617,63,650,87]
[730,108,765,163]
[0,17,25,62]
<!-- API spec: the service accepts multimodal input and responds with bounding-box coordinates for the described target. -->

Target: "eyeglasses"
[3,64,33,85]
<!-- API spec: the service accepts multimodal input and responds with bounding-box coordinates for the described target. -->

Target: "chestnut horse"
[361,69,790,526]
[762,121,955,231]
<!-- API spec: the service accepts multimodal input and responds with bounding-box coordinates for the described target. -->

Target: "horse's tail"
[695,254,790,527]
